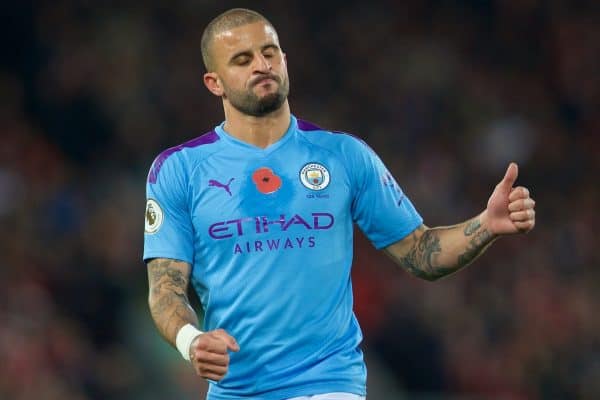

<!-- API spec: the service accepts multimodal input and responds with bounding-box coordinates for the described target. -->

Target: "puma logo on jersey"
[209,178,234,196]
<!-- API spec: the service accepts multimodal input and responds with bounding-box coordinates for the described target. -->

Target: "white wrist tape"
[176,324,204,361]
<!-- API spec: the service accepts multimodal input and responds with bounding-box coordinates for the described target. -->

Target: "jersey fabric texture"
[143,115,423,399]
[287,392,365,400]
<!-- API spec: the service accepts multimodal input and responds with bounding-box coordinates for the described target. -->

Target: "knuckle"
[196,340,209,350]
[195,352,207,363]
[193,338,206,350]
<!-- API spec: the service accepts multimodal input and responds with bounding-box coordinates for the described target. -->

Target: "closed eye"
[229,51,252,66]
[262,44,279,58]
[234,55,251,65]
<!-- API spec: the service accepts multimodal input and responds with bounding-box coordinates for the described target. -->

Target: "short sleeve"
[347,137,423,249]
[143,153,194,264]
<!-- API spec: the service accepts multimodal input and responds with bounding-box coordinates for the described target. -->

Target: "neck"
[222,101,291,148]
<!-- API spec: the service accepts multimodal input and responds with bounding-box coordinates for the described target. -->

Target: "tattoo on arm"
[395,231,428,279]
[457,228,494,266]
[464,218,481,235]
[147,258,198,345]
[396,229,454,280]
[394,217,495,281]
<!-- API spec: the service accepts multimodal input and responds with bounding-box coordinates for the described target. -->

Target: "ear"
[203,72,224,96]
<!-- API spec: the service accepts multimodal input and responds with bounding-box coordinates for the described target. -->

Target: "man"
[143,8,536,400]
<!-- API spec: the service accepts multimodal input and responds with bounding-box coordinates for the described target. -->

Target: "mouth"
[252,75,278,87]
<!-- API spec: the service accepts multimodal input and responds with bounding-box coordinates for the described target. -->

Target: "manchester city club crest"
[299,162,330,191]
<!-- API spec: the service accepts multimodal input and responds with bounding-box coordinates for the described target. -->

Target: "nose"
[253,53,272,72]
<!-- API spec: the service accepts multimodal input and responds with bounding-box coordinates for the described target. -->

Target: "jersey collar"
[215,115,298,154]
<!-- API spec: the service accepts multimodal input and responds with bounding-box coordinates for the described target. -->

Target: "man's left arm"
[385,163,535,281]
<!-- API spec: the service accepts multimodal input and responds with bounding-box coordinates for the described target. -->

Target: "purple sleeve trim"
[296,119,323,131]
[297,118,373,153]
[297,118,365,143]
[148,130,219,183]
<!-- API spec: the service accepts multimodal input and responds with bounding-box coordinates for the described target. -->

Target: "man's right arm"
[147,257,239,381]
[147,258,199,346]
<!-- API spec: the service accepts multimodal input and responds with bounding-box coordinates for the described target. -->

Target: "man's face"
[208,21,289,116]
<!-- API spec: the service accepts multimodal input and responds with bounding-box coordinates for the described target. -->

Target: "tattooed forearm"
[457,228,494,266]
[395,231,430,280]
[396,229,456,280]
[386,216,498,281]
[147,258,198,346]
[463,218,481,235]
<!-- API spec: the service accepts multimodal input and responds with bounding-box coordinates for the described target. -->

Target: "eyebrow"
[228,43,280,64]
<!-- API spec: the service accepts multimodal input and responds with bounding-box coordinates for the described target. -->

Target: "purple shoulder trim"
[297,119,359,139]
[334,130,368,145]
[297,118,369,146]
[148,130,219,183]
[297,119,323,131]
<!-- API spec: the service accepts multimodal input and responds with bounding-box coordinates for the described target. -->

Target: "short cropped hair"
[201,8,276,72]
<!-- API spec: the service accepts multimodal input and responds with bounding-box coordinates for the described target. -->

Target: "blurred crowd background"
[1,0,598,399]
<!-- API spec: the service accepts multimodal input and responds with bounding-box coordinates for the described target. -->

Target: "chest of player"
[188,151,352,244]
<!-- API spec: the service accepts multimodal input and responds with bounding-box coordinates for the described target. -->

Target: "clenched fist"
[189,329,239,381]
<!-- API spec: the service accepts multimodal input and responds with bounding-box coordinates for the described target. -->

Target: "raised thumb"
[497,162,518,191]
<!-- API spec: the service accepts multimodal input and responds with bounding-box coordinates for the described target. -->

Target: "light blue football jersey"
[143,115,423,399]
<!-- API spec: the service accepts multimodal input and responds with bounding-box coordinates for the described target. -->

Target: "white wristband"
[176,324,204,361]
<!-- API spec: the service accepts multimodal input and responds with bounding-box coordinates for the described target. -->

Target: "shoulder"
[296,118,375,157]
[147,130,222,184]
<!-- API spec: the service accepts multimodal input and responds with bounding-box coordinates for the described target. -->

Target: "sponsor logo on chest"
[204,161,335,254]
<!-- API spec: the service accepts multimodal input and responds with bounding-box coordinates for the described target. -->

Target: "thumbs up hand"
[483,163,536,236]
